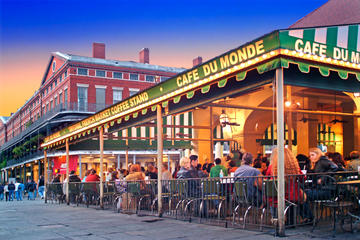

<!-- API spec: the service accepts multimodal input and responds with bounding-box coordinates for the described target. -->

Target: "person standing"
[38,175,45,199]
[0,182,4,201]
[17,181,25,201]
[27,179,36,200]
[4,182,8,201]
[8,181,15,201]
[15,179,20,201]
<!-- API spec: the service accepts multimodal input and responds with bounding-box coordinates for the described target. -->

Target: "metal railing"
[45,171,360,234]
[6,150,43,167]
[1,102,111,151]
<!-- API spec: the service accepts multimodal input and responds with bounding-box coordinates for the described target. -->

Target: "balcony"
[1,102,111,151]
[6,150,43,167]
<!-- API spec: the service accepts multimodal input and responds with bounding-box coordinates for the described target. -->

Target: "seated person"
[234,153,262,206]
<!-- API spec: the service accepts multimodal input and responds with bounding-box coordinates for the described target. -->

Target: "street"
[0,199,359,240]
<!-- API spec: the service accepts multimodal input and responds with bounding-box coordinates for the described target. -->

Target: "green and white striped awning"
[286,25,360,52]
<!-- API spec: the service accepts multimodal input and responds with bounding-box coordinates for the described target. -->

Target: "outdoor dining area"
[44,168,360,235]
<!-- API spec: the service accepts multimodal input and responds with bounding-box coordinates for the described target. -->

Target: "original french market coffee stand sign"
[43,24,360,148]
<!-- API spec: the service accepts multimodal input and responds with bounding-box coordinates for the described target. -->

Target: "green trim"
[348,25,359,50]
[356,73,360,81]
[186,91,195,99]
[173,96,181,103]
[217,79,227,88]
[133,112,138,118]
[338,70,348,79]
[303,28,315,42]
[162,101,168,108]
[201,85,211,93]
[151,105,157,112]
[142,109,147,115]
[257,59,280,74]
[298,62,310,73]
[117,119,122,124]
[236,71,247,81]
[318,66,330,77]
[125,115,130,121]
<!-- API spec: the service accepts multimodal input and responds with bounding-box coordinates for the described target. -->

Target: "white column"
[133,154,136,164]
[276,68,285,236]
[66,139,70,205]
[79,155,82,178]
[117,154,121,169]
[157,105,163,216]
[99,126,104,209]
[44,150,48,203]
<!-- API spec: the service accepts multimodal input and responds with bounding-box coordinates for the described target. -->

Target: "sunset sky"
[0,0,327,116]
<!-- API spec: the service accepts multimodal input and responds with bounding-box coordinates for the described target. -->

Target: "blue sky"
[0,0,327,115]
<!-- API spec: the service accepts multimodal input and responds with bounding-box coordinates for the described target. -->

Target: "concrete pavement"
[0,199,358,240]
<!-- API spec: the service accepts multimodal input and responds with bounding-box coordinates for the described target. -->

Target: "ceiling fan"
[298,91,318,123]
[328,94,347,125]
[298,116,318,123]
[219,110,240,127]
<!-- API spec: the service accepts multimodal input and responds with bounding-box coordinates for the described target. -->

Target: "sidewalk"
[0,199,357,240]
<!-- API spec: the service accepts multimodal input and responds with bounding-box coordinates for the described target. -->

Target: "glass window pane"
[78,68,88,76]
[130,73,138,80]
[113,72,122,79]
[77,87,87,111]
[96,88,106,111]
[113,90,122,104]
[96,70,105,77]
[129,89,139,96]
[146,75,155,82]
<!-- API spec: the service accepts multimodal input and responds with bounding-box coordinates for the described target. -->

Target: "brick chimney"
[193,56,202,67]
[139,48,150,64]
[92,43,105,59]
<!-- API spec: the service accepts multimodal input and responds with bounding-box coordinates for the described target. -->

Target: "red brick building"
[0,43,185,181]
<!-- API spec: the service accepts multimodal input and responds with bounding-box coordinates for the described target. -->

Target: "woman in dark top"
[306,148,338,201]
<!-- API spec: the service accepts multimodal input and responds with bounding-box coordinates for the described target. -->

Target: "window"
[59,92,63,105]
[130,73,138,80]
[64,89,68,107]
[113,89,123,104]
[77,87,88,111]
[160,76,169,82]
[113,72,122,79]
[146,75,155,82]
[52,61,56,72]
[129,88,139,96]
[96,88,106,111]
[59,75,62,82]
[50,84,53,91]
[78,68,88,76]
[46,104,49,112]
[54,96,58,106]
[64,70,67,78]
[46,88,48,95]
[50,100,53,109]
[96,70,105,77]
[55,79,58,87]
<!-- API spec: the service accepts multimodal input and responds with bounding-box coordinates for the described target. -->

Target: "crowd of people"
[0,176,45,201]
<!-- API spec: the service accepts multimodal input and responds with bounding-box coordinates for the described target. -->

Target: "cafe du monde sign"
[44,24,360,144]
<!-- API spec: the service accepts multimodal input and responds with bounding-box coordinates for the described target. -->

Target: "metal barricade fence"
[45,171,360,233]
